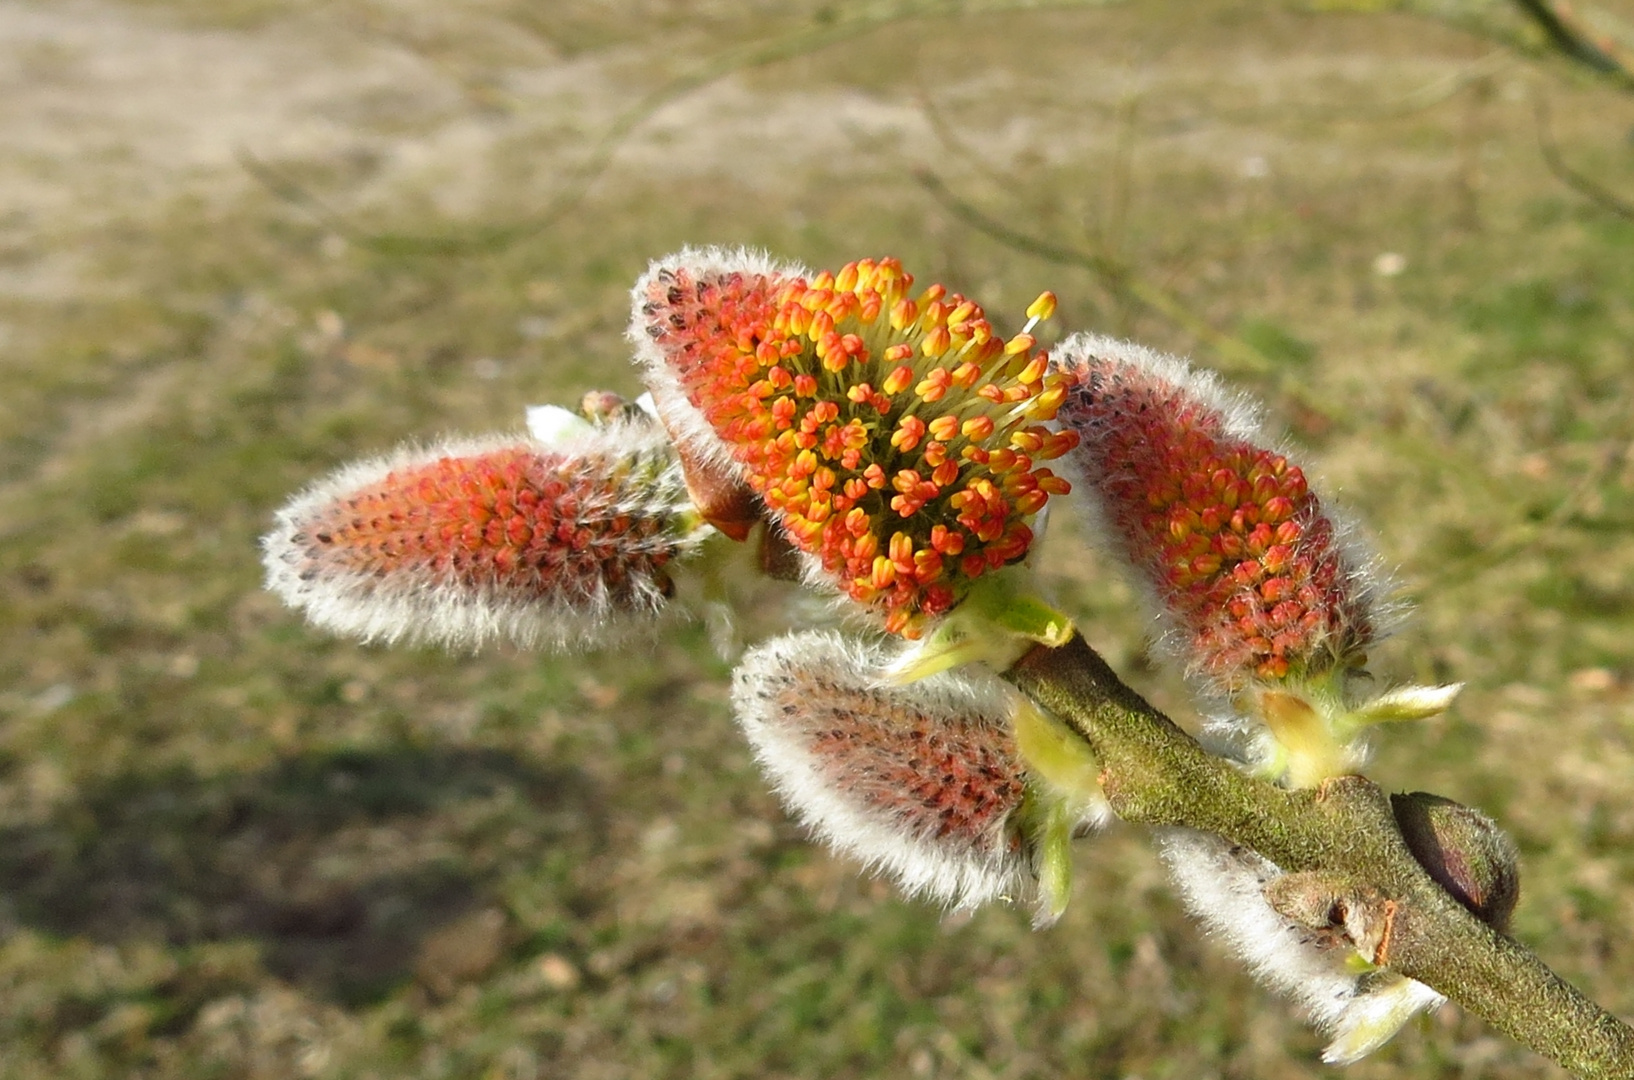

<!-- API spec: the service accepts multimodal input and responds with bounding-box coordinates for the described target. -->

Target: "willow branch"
[1509,0,1634,87]
[1006,635,1634,1079]
[912,169,1283,381]
[1533,92,1634,221]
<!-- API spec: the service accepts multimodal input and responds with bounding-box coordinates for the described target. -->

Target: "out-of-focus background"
[1,1,1631,1076]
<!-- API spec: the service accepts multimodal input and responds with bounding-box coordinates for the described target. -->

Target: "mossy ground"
[1,1,1632,1076]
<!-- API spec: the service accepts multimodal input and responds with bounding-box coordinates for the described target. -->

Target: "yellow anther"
[889,531,914,564]
[961,416,996,440]
[1030,384,1068,417]
[1026,291,1057,323]
[808,309,835,344]
[882,364,915,395]
[1004,333,1036,357]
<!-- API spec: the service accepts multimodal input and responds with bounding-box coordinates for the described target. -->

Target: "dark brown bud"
[758,522,805,582]
[651,400,761,543]
[1391,792,1520,933]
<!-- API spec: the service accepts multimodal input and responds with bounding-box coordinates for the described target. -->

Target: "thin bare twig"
[1298,0,1634,94]
[1533,91,1634,221]
[1510,0,1634,84]
[912,168,1291,383]
[242,0,1130,258]
[1100,86,1143,265]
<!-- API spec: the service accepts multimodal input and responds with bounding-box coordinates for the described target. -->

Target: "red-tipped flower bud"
[262,413,705,650]
[732,631,1106,920]
[1052,334,1382,691]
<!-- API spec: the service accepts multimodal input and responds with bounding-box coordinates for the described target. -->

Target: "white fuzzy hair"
[626,245,812,480]
[261,416,700,652]
[1050,333,1399,696]
[1159,827,1442,1063]
[1055,332,1266,442]
[628,247,846,616]
[1323,974,1445,1065]
[733,630,1048,914]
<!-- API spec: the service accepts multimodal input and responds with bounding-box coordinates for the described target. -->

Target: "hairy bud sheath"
[632,248,1077,638]
[732,631,1106,920]
[1052,334,1380,690]
[262,414,704,650]
[1161,828,1444,1064]
[1392,792,1521,933]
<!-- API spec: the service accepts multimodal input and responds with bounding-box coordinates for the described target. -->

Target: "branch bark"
[1006,635,1634,1078]
[1510,0,1634,86]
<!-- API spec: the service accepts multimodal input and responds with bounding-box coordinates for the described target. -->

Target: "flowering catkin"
[261,413,704,650]
[632,247,1077,638]
[732,631,1105,920]
[1052,333,1382,691]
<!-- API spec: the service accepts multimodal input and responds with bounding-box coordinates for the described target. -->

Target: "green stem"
[1006,636,1634,1079]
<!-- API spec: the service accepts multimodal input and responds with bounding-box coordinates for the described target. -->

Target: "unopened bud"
[665,420,762,543]
[732,631,1105,921]
[1392,792,1520,932]
[579,390,629,423]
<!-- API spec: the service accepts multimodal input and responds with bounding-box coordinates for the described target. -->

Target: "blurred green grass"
[1,0,1632,1076]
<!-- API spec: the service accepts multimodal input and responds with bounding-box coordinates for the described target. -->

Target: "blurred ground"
[1,1,1632,1077]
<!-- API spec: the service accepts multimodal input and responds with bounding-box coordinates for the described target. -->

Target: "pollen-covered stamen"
[262,423,702,651]
[1054,334,1374,686]
[1021,290,1057,336]
[633,249,1078,638]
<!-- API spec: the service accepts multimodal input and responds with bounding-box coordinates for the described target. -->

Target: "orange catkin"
[262,418,701,650]
[632,248,1076,637]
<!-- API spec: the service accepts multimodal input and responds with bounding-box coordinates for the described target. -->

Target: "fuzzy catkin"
[631,247,1075,637]
[1159,827,1443,1063]
[262,417,701,651]
[1052,333,1385,690]
[733,631,1105,916]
